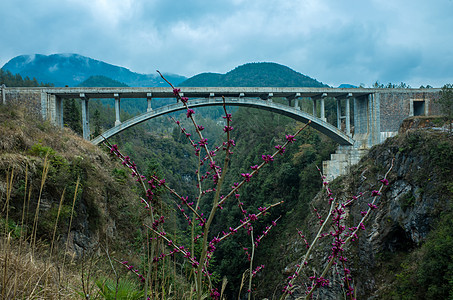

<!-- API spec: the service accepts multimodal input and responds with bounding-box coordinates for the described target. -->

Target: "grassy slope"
[0,103,151,298]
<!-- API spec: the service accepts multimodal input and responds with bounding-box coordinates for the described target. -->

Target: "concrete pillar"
[409,99,414,117]
[268,93,273,102]
[114,93,121,126]
[312,98,317,117]
[353,95,370,148]
[1,84,5,105]
[321,93,327,121]
[179,92,184,103]
[147,93,153,112]
[40,91,48,120]
[369,93,380,146]
[47,94,57,124]
[294,93,301,110]
[336,98,341,129]
[80,93,90,140]
[55,96,64,128]
[346,93,352,136]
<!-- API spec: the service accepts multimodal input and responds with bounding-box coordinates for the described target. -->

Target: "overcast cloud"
[1,0,452,87]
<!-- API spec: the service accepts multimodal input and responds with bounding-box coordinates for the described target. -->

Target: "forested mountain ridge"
[179,62,328,87]
[77,75,129,87]
[2,53,186,87]
[0,68,53,87]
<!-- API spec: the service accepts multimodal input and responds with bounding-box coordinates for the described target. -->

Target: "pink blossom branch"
[301,158,394,300]
[219,121,311,207]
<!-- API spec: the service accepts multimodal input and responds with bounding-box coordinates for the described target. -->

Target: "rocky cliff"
[284,127,452,299]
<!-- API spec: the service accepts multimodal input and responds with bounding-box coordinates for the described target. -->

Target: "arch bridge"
[1,85,441,179]
[38,87,375,145]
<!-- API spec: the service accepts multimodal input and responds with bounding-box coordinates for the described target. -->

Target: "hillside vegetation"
[179,62,328,87]
[0,103,157,298]
[278,128,453,299]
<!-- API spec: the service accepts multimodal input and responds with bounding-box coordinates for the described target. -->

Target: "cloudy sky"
[1,0,452,87]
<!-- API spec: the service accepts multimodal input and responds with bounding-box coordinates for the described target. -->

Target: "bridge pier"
[114,93,121,126]
[320,93,327,121]
[334,93,353,136]
[293,93,301,110]
[346,93,351,136]
[312,97,317,117]
[336,97,341,129]
[312,93,327,121]
[80,93,90,140]
[147,93,153,112]
[55,95,64,128]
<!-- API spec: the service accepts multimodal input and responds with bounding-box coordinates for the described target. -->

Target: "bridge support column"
[294,93,301,110]
[80,93,90,140]
[114,93,121,126]
[55,96,64,128]
[45,94,63,128]
[321,93,327,121]
[40,91,48,120]
[312,98,317,117]
[147,93,153,112]
[336,98,341,129]
[346,93,352,136]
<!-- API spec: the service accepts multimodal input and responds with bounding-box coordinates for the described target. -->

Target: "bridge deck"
[43,86,379,99]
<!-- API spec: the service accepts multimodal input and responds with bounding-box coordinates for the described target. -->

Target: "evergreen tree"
[63,99,82,134]
[92,108,102,137]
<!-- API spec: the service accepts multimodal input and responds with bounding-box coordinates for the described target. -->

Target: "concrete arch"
[91,98,355,146]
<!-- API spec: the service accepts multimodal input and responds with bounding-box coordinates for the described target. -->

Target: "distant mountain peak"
[2,53,186,87]
[179,62,327,88]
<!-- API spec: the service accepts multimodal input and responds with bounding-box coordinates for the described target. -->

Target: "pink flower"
[241,173,252,182]
[186,109,195,118]
[380,178,389,185]
[285,134,296,143]
[275,144,286,154]
[262,154,274,163]
[198,138,208,147]
[223,125,233,132]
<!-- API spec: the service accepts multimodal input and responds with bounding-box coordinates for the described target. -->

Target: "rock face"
[284,129,452,299]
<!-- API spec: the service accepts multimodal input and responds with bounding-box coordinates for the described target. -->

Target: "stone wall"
[378,90,441,134]
[1,87,44,119]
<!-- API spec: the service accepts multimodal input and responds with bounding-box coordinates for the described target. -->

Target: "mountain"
[1,53,186,87]
[338,83,357,88]
[178,62,328,87]
[77,75,129,87]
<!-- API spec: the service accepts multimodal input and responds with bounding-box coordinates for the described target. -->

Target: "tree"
[92,108,102,137]
[437,84,453,132]
[63,98,82,134]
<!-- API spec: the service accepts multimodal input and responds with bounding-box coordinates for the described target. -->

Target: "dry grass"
[0,103,198,299]
[0,236,80,299]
